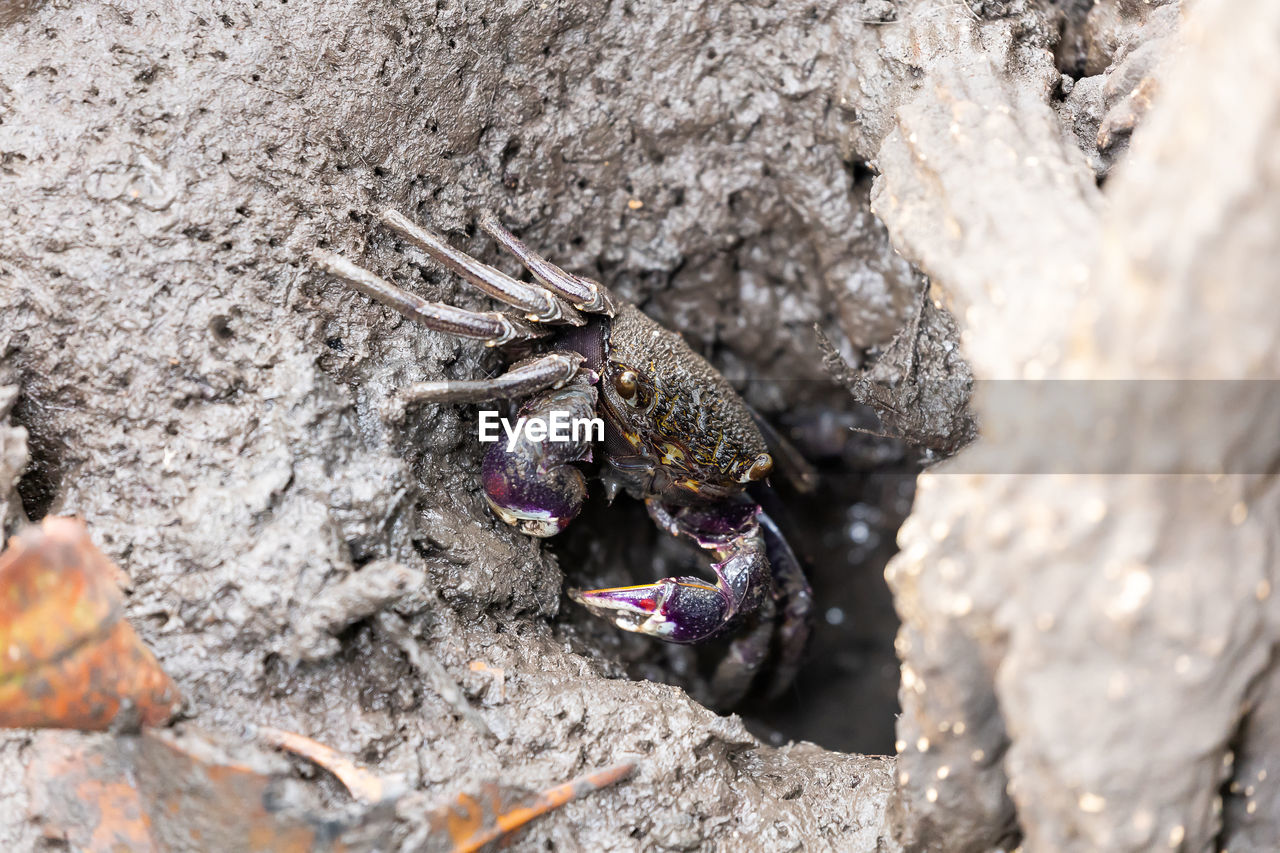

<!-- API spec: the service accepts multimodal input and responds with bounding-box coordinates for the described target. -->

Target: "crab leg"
[570,499,770,644]
[311,249,546,346]
[479,212,619,316]
[379,210,583,325]
[757,510,813,699]
[399,352,586,405]
[706,509,813,703]
[709,596,777,707]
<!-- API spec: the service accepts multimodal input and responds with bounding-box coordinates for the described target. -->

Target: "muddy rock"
[1058,2,1182,176]
[872,0,1280,851]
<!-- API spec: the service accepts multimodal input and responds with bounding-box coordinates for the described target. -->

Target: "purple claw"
[479,379,596,538]
[482,445,584,537]
[571,498,772,644]
[569,577,731,643]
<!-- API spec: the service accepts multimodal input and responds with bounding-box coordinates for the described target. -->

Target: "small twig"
[403,762,637,853]
[483,763,636,847]
[258,725,403,803]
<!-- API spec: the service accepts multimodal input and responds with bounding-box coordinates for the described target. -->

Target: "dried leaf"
[134,728,393,852]
[28,727,394,853]
[0,517,179,730]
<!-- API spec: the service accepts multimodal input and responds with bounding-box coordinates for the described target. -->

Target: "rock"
[871,0,1280,850]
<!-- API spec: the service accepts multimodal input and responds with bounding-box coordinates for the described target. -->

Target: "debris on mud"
[0,518,179,731]
[817,286,976,460]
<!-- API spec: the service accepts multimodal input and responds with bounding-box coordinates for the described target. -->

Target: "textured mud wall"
[0,385,25,535]
[0,0,923,848]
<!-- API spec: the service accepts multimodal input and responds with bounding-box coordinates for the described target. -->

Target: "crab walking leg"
[399,352,586,406]
[480,374,599,538]
[571,499,771,645]
[379,210,583,325]
[709,596,777,707]
[758,510,813,699]
[478,212,619,316]
[311,249,545,346]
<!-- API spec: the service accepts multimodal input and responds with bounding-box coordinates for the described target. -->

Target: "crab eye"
[613,370,639,401]
[745,453,773,482]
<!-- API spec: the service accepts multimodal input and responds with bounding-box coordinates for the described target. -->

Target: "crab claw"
[569,578,731,644]
[571,498,812,707]
[482,448,585,537]
[479,379,597,538]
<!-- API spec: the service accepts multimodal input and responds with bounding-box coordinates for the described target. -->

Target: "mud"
[0,384,26,535]
[0,0,928,847]
[2,0,1270,849]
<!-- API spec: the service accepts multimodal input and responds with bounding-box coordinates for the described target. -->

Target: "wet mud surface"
[0,0,926,847]
[3,0,1277,850]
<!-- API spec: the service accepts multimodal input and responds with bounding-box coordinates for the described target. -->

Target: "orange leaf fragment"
[26,731,157,852]
[135,727,397,851]
[467,660,506,701]
[29,727,395,853]
[0,517,178,730]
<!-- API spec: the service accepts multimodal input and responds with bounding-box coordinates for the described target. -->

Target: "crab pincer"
[570,500,768,643]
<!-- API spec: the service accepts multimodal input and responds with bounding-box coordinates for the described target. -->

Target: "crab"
[312,210,814,703]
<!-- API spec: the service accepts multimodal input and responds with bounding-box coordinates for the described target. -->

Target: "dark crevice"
[556,403,912,755]
[10,385,69,522]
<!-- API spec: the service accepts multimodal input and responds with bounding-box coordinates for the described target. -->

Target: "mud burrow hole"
[558,399,918,755]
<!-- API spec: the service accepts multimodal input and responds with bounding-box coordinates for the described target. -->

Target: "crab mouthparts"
[485,497,569,538]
